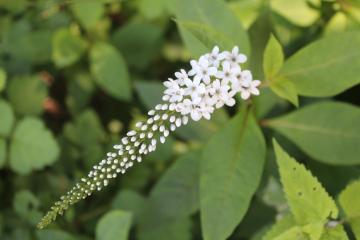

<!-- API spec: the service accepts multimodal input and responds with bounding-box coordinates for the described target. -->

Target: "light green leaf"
[9,117,60,175]
[263,215,297,240]
[52,28,87,68]
[7,75,47,115]
[319,225,348,240]
[228,0,262,29]
[267,102,360,165]
[0,100,14,137]
[96,210,132,240]
[169,0,250,57]
[278,31,360,97]
[136,0,168,19]
[264,34,284,80]
[274,226,309,240]
[0,138,6,168]
[273,139,338,225]
[36,229,76,240]
[200,107,266,240]
[339,179,360,239]
[71,0,104,29]
[271,0,320,27]
[149,151,200,220]
[0,68,6,92]
[90,42,131,101]
[269,76,298,107]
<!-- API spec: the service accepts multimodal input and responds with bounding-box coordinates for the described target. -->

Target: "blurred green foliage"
[0,0,360,239]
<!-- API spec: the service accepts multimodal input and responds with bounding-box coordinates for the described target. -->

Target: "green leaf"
[96,210,132,240]
[169,0,250,57]
[269,76,298,107]
[319,225,349,240]
[71,0,104,29]
[149,151,200,220]
[177,21,236,54]
[112,22,164,70]
[0,68,6,92]
[36,229,76,240]
[9,117,60,175]
[267,102,360,165]
[263,34,284,80]
[13,190,42,225]
[0,100,14,137]
[7,75,47,116]
[0,138,6,168]
[339,179,360,239]
[111,190,146,223]
[200,107,266,240]
[52,28,87,68]
[136,0,168,19]
[90,42,131,101]
[271,0,320,27]
[278,31,360,97]
[273,139,338,225]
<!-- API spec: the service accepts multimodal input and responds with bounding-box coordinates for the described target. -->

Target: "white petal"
[241,91,251,100]
[191,110,202,121]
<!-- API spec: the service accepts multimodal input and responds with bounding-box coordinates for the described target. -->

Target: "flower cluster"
[37,46,260,229]
[163,46,260,121]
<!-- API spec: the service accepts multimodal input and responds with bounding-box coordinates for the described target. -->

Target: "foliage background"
[0,0,360,239]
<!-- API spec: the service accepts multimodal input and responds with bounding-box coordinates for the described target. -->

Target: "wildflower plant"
[37,46,260,229]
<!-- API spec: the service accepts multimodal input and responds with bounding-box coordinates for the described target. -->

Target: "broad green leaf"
[271,0,320,27]
[339,180,360,239]
[112,190,146,223]
[267,102,360,165]
[0,68,6,92]
[13,190,42,225]
[273,139,338,225]
[324,12,359,36]
[9,117,60,175]
[149,151,200,220]
[169,0,250,57]
[200,107,266,240]
[263,215,297,240]
[112,22,163,70]
[90,42,131,101]
[273,226,309,240]
[96,210,132,240]
[269,76,298,107]
[36,229,76,240]
[52,28,87,68]
[0,100,14,137]
[71,0,104,29]
[0,138,6,168]
[278,31,360,97]
[7,75,47,115]
[263,34,284,80]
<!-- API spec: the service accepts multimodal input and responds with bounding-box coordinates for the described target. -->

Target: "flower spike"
[37,46,261,229]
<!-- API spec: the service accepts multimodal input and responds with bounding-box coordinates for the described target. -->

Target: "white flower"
[199,102,214,120]
[183,77,206,101]
[206,46,226,67]
[225,46,247,66]
[164,82,184,102]
[216,61,240,84]
[174,69,189,86]
[180,98,203,121]
[239,80,261,100]
[188,56,217,84]
[208,79,231,108]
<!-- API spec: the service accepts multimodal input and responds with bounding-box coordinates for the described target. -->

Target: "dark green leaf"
[0,99,14,137]
[267,101,360,165]
[200,107,266,240]
[96,210,132,240]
